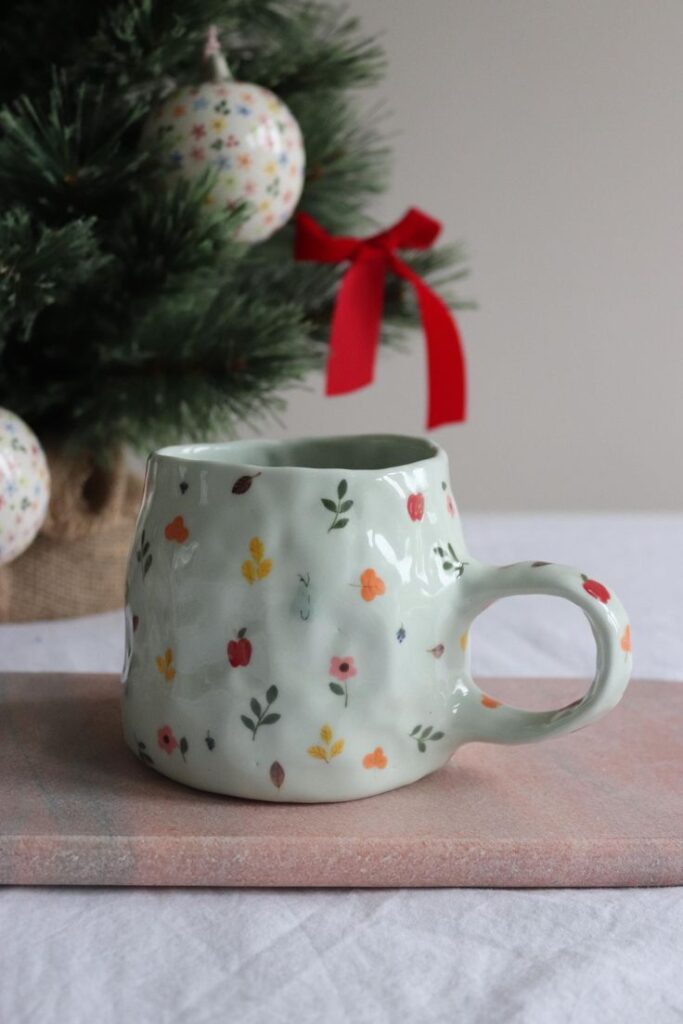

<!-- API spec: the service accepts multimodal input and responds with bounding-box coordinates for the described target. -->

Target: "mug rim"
[152,433,443,474]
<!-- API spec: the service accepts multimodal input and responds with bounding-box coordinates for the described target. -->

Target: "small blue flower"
[278,152,289,166]
[4,420,17,433]
[168,151,183,170]
[5,481,17,496]
[193,97,210,110]
[214,155,232,170]
[237,105,251,116]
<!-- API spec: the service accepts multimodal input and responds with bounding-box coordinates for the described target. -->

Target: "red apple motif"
[407,493,425,522]
[581,575,610,603]
[227,628,252,667]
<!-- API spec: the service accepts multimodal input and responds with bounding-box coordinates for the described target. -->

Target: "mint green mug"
[122,434,632,802]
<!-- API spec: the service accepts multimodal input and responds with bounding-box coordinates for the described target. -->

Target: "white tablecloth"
[1,515,682,1023]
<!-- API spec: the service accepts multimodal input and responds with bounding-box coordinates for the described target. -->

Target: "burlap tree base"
[0,449,142,622]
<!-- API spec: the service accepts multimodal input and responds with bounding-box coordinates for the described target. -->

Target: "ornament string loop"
[294,209,466,429]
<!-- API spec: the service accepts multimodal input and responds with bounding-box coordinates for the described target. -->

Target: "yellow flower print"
[459,630,469,651]
[155,648,176,682]
[308,724,344,763]
[211,118,225,132]
[258,199,271,213]
[242,536,273,583]
[264,160,277,176]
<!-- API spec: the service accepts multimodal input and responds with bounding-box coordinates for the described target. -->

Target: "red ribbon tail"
[413,280,467,428]
[325,256,387,396]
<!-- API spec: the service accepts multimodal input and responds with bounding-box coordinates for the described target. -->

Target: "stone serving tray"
[1,673,681,888]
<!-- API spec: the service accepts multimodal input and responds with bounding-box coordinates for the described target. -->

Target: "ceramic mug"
[121,434,632,802]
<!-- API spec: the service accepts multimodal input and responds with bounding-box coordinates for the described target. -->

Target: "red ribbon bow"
[294,208,466,428]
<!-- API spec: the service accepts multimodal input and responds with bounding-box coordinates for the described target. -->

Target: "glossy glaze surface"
[122,435,632,802]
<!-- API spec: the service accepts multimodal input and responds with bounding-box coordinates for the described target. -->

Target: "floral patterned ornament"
[321,479,353,532]
[406,493,425,522]
[329,656,357,707]
[307,724,344,763]
[241,536,272,583]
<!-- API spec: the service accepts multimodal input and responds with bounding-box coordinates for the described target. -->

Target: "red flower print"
[157,725,178,755]
[330,657,357,682]
[228,628,252,667]
[447,494,456,517]
[407,493,425,522]
[172,105,186,117]
[164,515,189,543]
[481,695,501,709]
[191,147,205,161]
[191,123,206,139]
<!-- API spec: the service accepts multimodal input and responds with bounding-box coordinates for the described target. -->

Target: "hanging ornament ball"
[144,26,305,244]
[0,409,50,566]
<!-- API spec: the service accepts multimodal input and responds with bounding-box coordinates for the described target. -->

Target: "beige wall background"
[260,0,683,511]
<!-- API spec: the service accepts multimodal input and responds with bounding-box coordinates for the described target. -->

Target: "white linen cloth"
[1,514,682,1024]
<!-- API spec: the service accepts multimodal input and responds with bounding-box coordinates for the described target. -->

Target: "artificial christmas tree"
[0,0,469,619]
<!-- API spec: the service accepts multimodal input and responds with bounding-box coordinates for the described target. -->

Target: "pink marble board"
[1,673,681,888]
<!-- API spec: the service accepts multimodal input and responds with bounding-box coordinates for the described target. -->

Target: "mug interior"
[156,434,439,472]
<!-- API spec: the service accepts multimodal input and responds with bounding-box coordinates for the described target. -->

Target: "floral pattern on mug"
[308,724,344,763]
[409,724,445,752]
[157,725,178,755]
[155,648,176,682]
[164,515,189,543]
[362,747,388,769]
[357,568,385,602]
[480,694,501,709]
[321,479,353,532]
[329,656,357,707]
[242,536,272,583]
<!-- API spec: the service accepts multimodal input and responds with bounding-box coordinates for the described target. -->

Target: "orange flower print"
[172,105,186,118]
[164,515,189,543]
[620,625,632,653]
[363,747,388,770]
[237,153,252,169]
[359,568,385,602]
[156,648,176,682]
[481,694,501,709]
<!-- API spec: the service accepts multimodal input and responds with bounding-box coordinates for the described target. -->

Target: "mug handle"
[460,561,632,744]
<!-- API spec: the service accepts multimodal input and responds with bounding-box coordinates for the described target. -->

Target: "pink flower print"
[289,164,298,177]
[226,134,239,147]
[157,725,178,755]
[283,190,293,204]
[447,494,456,517]
[191,147,205,161]
[329,657,357,708]
[191,123,206,139]
[237,153,252,169]
[244,180,256,195]
[330,657,357,682]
